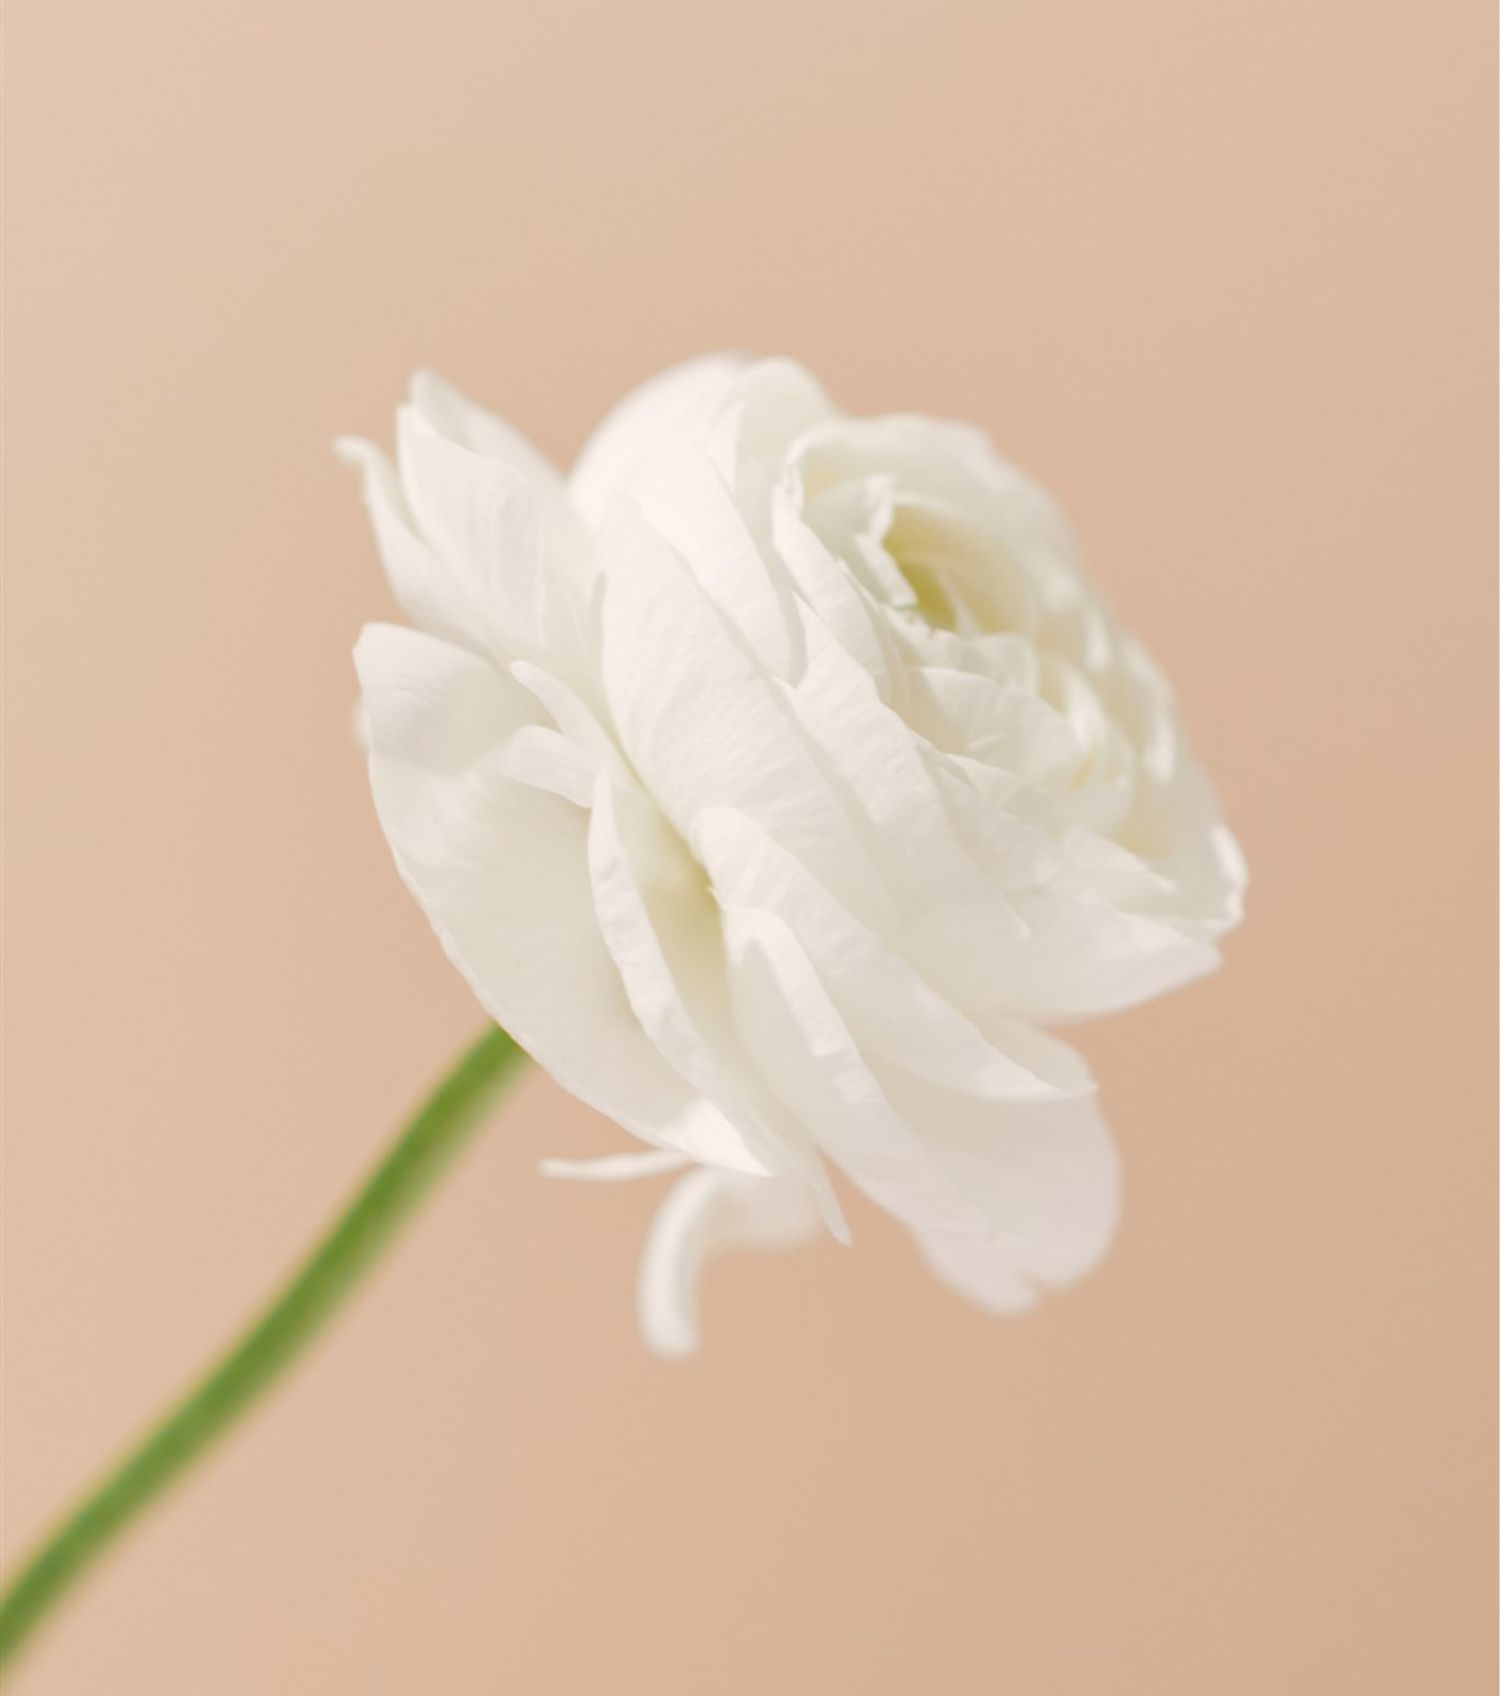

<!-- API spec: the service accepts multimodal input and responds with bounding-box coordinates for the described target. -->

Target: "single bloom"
[341,355,1245,1355]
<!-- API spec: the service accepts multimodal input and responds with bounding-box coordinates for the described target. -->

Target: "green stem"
[0,1024,526,1675]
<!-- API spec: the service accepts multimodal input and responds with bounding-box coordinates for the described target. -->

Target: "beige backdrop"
[3,1,1495,1691]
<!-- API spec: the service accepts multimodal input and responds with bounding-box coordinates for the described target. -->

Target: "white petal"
[1003,889,1222,1020]
[901,1086,1121,1312]
[798,474,911,608]
[540,1148,689,1182]
[697,805,1087,1103]
[407,369,567,494]
[927,756,1224,1019]
[569,354,750,528]
[637,1167,823,1358]
[770,484,898,693]
[337,438,484,649]
[495,723,596,807]
[774,602,1074,963]
[702,358,836,528]
[586,772,847,1238]
[627,456,802,674]
[794,414,1078,579]
[1106,635,1247,935]
[586,772,774,1176]
[723,904,990,1236]
[571,354,834,535]
[595,507,889,918]
[355,622,702,1147]
[508,660,619,767]
[1134,756,1249,938]
[911,665,1080,782]
[395,411,585,664]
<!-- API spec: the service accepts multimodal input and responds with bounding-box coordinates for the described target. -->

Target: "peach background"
[3,0,1495,1691]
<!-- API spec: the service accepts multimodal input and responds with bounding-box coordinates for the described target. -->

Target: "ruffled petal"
[627,456,803,675]
[700,358,835,527]
[395,409,587,667]
[769,484,899,695]
[495,723,597,807]
[902,1087,1121,1312]
[774,602,1081,972]
[587,772,848,1232]
[540,1148,690,1182]
[791,414,1079,589]
[910,664,1081,783]
[355,622,702,1147]
[407,369,570,493]
[571,353,834,536]
[697,805,1088,1103]
[337,438,485,650]
[595,506,890,918]
[637,1167,824,1358]
[585,772,777,1177]
[925,755,1224,1019]
[722,904,990,1236]
[569,354,750,528]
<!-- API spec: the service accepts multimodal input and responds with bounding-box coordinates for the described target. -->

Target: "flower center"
[881,501,1039,641]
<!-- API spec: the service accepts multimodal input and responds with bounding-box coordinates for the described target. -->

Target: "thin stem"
[0,1024,526,1675]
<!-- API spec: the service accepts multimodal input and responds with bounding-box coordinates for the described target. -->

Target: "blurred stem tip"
[0,1024,526,1676]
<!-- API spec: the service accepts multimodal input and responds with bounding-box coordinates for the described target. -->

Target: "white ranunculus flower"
[342,356,1245,1355]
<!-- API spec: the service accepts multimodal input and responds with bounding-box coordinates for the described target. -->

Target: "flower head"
[343,356,1244,1354]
